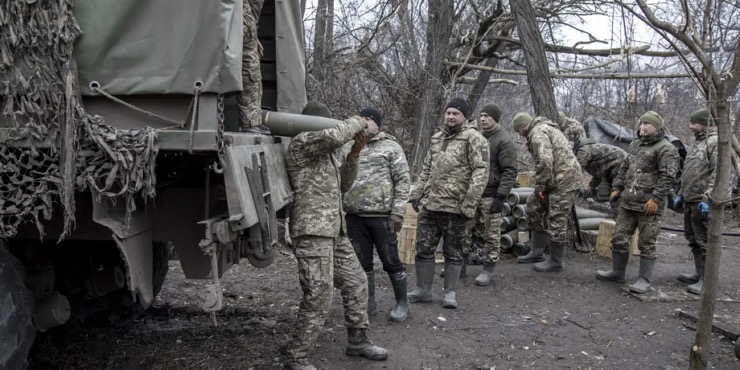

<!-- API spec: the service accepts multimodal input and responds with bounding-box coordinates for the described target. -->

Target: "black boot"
[366,271,377,315]
[596,250,629,283]
[442,261,462,309]
[629,258,656,294]
[518,230,547,263]
[534,241,564,272]
[687,252,705,295]
[474,263,496,286]
[345,328,389,361]
[678,250,702,284]
[388,271,409,322]
[408,258,434,303]
[439,258,467,277]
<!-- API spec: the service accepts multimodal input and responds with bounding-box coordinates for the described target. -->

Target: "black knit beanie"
[360,107,382,126]
[445,98,470,118]
[302,101,332,118]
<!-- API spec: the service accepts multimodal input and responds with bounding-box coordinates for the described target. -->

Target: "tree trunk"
[510,0,558,121]
[312,0,331,88]
[409,0,455,176]
[467,57,501,115]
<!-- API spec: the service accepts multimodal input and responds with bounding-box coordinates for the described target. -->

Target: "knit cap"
[511,112,534,132]
[302,101,332,118]
[640,111,663,129]
[445,98,470,118]
[689,109,710,126]
[480,103,502,122]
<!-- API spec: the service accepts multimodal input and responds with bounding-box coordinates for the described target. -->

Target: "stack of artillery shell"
[500,187,533,255]
[575,208,609,231]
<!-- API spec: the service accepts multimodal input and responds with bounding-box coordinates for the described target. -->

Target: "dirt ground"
[27,211,740,370]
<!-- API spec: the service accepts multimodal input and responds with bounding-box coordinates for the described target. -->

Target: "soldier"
[573,139,627,198]
[343,107,411,322]
[407,98,489,309]
[284,101,388,370]
[596,111,679,294]
[512,113,583,272]
[472,103,518,286]
[674,108,719,295]
[237,0,271,134]
[558,112,586,146]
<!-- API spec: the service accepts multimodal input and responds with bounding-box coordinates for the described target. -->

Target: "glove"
[645,198,659,215]
[699,201,709,219]
[409,198,421,213]
[609,189,621,203]
[489,195,505,214]
[673,195,683,210]
[388,214,404,233]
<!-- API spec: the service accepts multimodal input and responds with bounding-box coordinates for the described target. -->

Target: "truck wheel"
[0,248,36,370]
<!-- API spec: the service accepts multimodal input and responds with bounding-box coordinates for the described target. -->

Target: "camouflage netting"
[0,0,158,239]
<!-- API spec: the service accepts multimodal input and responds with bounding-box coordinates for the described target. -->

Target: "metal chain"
[213,94,226,174]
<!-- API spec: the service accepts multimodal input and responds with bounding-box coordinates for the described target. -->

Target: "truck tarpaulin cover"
[583,116,686,160]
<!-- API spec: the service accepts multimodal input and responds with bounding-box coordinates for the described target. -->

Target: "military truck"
[0,1,332,368]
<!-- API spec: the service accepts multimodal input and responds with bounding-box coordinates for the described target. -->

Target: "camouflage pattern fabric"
[575,140,627,190]
[683,201,708,253]
[343,133,411,217]
[679,129,720,202]
[285,235,369,363]
[526,190,578,244]
[613,131,679,215]
[415,209,474,262]
[558,116,586,146]
[471,197,503,264]
[285,117,365,238]
[237,0,265,127]
[611,208,662,259]
[480,125,518,198]
[525,117,584,194]
[409,120,489,218]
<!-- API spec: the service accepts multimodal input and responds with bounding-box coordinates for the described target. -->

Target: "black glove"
[388,214,404,234]
[409,198,421,213]
[489,194,506,214]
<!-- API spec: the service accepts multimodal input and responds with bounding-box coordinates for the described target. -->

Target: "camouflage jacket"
[679,129,719,202]
[343,133,411,217]
[575,139,627,190]
[613,131,679,214]
[409,120,489,218]
[481,125,518,198]
[526,117,584,194]
[286,117,365,238]
[559,117,586,146]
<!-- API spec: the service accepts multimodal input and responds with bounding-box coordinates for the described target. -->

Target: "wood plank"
[676,309,740,341]
[595,219,639,258]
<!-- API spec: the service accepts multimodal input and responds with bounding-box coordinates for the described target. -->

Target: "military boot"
[345,328,389,361]
[678,250,702,284]
[439,259,467,277]
[474,263,496,286]
[687,252,705,295]
[442,261,462,309]
[596,250,629,283]
[533,241,564,272]
[629,258,656,294]
[517,230,548,263]
[408,258,434,303]
[388,271,409,322]
[366,271,377,315]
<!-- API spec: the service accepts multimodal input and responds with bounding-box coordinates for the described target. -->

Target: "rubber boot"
[365,271,377,315]
[534,241,564,272]
[345,328,389,361]
[629,258,656,294]
[442,261,462,309]
[408,258,434,303]
[517,230,547,263]
[678,250,702,284]
[439,259,467,277]
[474,263,496,286]
[687,253,705,295]
[388,272,409,322]
[596,250,629,283]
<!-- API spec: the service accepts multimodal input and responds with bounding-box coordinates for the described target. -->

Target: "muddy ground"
[28,211,740,370]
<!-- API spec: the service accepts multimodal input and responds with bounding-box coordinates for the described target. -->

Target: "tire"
[0,247,36,370]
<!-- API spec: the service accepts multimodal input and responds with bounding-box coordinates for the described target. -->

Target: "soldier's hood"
[442,120,477,136]
[639,130,666,144]
[368,132,399,143]
[531,116,558,131]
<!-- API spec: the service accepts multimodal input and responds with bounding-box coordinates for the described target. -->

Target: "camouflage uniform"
[524,117,583,243]
[611,132,679,258]
[410,120,489,261]
[574,139,627,191]
[558,114,586,147]
[472,125,517,264]
[678,128,718,253]
[284,116,369,363]
[237,0,264,128]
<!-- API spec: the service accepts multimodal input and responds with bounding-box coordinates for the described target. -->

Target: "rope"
[188,85,202,154]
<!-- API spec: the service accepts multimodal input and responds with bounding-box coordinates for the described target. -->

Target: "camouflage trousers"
[285,235,369,363]
[470,197,502,264]
[415,209,474,263]
[526,190,577,243]
[611,207,662,259]
[236,0,263,128]
[683,201,708,253]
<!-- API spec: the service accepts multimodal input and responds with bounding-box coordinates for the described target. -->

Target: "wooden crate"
[398,225,417,265]
[595,220,639,258]
[403,203,419,226]
[517,171,535,188]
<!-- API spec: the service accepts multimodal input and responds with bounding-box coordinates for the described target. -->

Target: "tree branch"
[443,61,693,79]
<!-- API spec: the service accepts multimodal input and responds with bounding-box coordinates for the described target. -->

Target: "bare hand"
[350,131,368,156]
